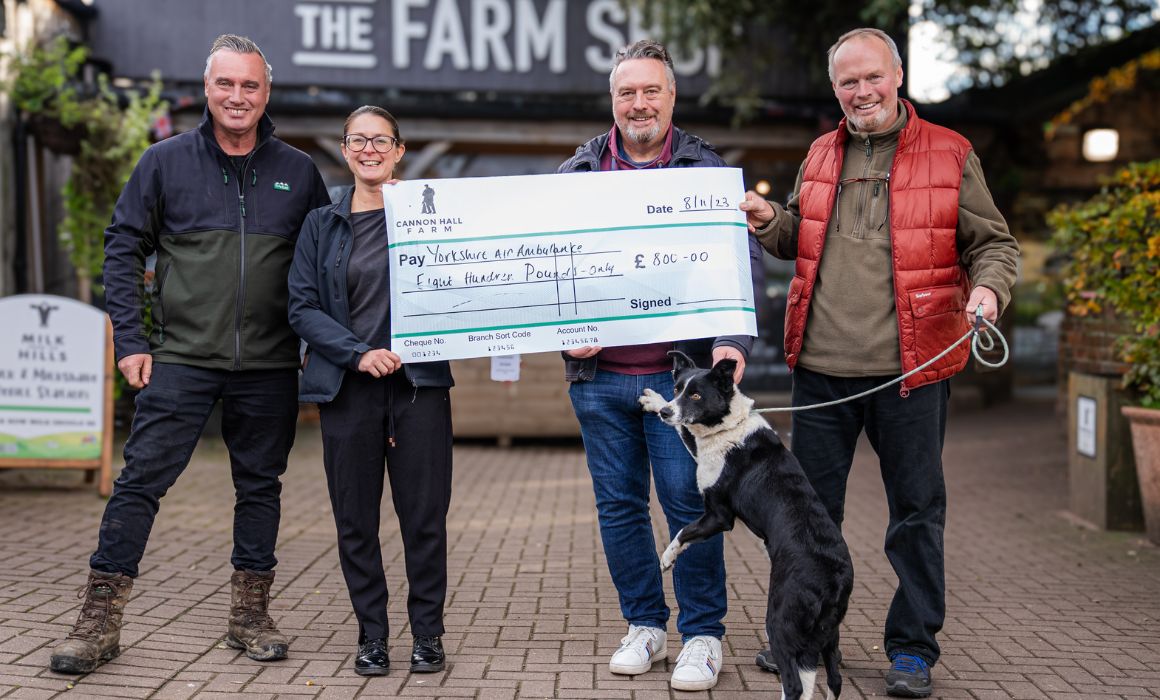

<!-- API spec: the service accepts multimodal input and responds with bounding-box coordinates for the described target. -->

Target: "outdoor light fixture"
[755,179,772,196]
[1082,128,1119,162]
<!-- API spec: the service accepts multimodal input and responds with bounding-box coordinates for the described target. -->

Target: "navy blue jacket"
[104,108,330,369]
[288,187,453,403]
[557,127,765,381]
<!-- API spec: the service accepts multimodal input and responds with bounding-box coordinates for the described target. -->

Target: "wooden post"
[99,317,114,496]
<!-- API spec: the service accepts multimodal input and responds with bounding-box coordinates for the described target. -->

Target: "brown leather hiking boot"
[224,569,289,661]
[49,570,133,674]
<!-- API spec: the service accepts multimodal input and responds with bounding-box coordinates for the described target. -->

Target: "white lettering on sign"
[584,0,719,77]
[425,0,471,70]
[514,0,565,73]
[294,0,377,69]
[393,0,427,69]
[293,0,717,78]
[473,0,513,71]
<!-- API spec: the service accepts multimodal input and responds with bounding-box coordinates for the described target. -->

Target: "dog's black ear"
[668,350,698,372]
[711,358,737,391]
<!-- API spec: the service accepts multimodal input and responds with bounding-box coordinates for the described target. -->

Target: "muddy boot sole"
[225,635,288,661]
[49,646,120,674]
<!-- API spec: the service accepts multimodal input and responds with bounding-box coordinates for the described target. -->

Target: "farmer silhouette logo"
[30,301,58,328]
[421,185,436,214]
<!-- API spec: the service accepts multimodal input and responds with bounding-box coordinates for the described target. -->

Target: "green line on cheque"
[0,405,91,413]
[392,306,756,339]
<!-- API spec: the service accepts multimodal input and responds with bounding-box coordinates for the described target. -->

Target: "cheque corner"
[391,306,757,339]
[386,221,748,249]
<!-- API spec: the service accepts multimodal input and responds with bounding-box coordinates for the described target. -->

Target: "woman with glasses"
[288,105,454,677]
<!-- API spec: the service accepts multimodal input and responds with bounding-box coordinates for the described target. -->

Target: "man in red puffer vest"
[740,28,1019,698]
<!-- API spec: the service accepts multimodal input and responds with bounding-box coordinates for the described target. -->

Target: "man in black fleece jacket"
[50,34,329,675]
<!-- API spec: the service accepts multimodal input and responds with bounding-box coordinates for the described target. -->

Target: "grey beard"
[624,122,662,144]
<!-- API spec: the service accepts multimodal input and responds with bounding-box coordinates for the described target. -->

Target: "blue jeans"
[90,363,298,577]
[791,366,949,665]
[569,369,726,640]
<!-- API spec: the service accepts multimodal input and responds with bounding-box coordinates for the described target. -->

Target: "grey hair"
[204,34,273,85]
[609,39,677,93]
[826,28,902,83]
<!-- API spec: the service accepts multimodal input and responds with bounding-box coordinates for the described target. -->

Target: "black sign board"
[88,0,813,96]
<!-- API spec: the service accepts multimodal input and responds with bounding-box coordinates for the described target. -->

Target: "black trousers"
[790,366,949,666]
[91,363,298,577]
[318,370,453,641]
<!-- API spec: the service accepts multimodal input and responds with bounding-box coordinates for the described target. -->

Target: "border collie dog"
[639,351,854,700]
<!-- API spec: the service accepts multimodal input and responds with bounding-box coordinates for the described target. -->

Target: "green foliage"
[1049,161,1160,408]
[3,37,166,299]
[623,0,907,117]
[4,36,87,125]
[914,0,1158,92]
[59,74,165,297]
[626,0,1156,106]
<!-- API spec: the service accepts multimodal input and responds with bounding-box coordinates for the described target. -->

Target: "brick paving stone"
[4,689,60,700]
[1,395,1159,698]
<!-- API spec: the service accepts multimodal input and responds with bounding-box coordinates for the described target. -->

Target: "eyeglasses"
[343,134,398,152]
[835,175,890,233]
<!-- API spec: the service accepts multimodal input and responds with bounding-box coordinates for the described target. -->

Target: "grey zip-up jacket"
[557,126,764,381]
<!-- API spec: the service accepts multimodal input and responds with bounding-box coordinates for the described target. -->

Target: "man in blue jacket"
[558,39,763,692]
[49,35,330,674]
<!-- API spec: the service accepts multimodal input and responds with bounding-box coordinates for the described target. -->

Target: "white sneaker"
[608,624,667,675]
[670,635,722,691]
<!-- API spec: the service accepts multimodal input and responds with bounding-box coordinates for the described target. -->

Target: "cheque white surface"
[384,168,756,362]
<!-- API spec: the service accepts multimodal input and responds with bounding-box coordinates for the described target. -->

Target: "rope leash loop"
[754,305,1009,414]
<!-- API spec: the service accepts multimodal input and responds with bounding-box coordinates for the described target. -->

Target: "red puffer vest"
[784,100,972,391]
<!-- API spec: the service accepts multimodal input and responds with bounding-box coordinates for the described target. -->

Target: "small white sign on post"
[490,354,521,382]
[0,294,114,495]
[1076,395,1097,458]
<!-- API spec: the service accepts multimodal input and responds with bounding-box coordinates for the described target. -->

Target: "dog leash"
[754,304,1009,414]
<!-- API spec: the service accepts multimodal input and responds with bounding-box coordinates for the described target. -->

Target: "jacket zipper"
[855,137,872,238]
[333,237,347,301]
[232,146,263,369]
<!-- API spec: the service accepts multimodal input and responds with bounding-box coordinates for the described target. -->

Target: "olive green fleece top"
[754,105,1020,376]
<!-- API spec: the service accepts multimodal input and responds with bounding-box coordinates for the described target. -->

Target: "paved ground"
[1,391,1158,699]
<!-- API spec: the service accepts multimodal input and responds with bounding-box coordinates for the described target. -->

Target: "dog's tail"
[821,636,842,699]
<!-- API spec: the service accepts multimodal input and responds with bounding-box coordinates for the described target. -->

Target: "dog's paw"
[659,549,676,572]
[659,530,683,572]
[639,388,667,414]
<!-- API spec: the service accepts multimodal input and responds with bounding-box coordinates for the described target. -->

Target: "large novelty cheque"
[384,168,757,362]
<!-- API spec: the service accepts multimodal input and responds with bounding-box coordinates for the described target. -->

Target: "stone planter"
[1122,405,1160,545]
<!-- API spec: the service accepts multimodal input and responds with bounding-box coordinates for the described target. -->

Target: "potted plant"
[4,36,166,302]
[4,36,89,154]
[1050,160,1160,543]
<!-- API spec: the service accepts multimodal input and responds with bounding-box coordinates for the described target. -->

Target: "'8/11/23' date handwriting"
[646,193,733,215]
[681,193,732,212]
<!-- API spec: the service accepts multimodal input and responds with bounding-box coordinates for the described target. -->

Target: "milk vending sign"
[0,295,107,459]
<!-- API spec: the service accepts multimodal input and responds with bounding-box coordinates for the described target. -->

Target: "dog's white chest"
[692,413,767,493]
[693,440,730,492]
